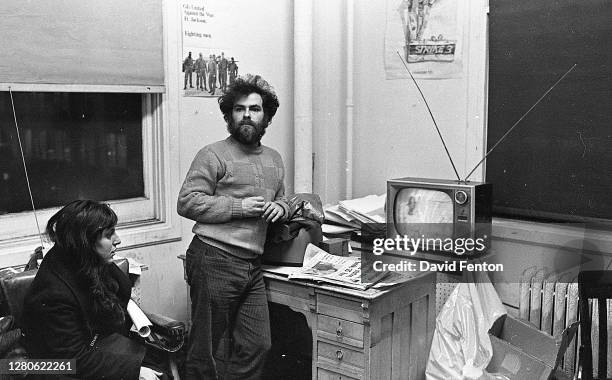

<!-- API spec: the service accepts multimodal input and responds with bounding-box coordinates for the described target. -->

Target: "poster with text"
[181,0,240,97]
[384,0,464,79]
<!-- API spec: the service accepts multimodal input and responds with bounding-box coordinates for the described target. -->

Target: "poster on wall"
[181,0,240,97]
[384,0,464,79]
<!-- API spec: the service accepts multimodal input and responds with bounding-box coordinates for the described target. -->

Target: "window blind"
[0,0,164,93]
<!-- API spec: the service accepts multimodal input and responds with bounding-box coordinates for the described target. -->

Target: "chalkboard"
[486,0,612,223]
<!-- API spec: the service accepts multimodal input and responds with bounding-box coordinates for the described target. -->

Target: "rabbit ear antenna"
[8,87,45,248]
[464,63,577,182]
[396,51,461,182]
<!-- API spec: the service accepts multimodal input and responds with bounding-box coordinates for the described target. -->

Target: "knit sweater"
[177,136,290,258]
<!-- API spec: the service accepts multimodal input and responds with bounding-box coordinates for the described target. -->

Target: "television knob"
[455,190,468,205]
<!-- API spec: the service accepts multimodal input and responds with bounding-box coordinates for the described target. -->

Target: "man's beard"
[227,118,267,145]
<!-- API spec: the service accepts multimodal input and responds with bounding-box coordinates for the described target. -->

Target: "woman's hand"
[139,366,162,380]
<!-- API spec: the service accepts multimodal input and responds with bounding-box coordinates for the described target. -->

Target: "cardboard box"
[486,314,578,380]
[262,224,322,266]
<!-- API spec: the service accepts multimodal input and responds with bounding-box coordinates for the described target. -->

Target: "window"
[0,91,179,253]
[1,92,144,214]
[0,0,180,261]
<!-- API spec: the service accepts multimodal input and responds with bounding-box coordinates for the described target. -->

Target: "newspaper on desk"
[288,244,388,291]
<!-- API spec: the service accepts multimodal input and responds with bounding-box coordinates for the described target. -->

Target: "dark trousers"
[196,72,207,90]
[208,74,217,94]
[219,72,227,91]
[184,70,193,88]
[183,237,271,380]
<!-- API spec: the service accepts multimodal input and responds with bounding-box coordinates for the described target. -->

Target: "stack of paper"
[288,244,388,290]
[339,194,386,224]
[322,194,386,235]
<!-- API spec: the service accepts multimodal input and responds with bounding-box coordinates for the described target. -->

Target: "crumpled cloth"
[286,193,324,224]
[267,193,324,244]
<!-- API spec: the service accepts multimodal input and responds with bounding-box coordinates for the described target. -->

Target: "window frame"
[0,91,181,262]
[492,217,612,254]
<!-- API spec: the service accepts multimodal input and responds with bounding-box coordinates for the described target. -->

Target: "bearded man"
[178,74,289,380]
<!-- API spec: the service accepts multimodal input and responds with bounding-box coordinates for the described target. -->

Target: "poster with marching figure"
[181,0,240,97]
[384,0,464,79]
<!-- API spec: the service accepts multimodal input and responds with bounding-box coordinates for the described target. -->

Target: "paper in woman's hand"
[127,299,152,338]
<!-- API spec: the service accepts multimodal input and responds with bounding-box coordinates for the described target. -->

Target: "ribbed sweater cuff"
[231,198,243,218]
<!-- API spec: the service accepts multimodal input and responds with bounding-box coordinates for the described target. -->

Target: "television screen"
[394,188,454,239]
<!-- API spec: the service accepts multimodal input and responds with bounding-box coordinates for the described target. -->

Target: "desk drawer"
[317,367,360,380]
[318,314,364,348]
[266,279,313,313]
[317,294,365,323]
[317,341,364,370]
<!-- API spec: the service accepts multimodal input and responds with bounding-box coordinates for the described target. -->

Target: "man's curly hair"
[218,74,280,123]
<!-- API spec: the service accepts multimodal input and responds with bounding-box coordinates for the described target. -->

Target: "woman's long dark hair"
[46,200,125,329]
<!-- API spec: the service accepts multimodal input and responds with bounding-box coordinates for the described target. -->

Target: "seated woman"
[22,200,166,380]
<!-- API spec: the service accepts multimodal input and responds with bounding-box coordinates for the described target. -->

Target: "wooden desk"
[264,271,436,380]
[177,254,436,379]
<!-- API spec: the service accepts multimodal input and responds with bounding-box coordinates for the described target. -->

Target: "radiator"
[519,267,612,379]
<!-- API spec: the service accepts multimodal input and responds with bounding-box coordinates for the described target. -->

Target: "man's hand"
[262,201,285,223]
[242,196,265,217]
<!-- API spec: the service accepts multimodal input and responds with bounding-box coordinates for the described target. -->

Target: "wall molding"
[492,217,612,255]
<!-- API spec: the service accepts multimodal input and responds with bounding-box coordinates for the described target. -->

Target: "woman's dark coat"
[22,246,145,380]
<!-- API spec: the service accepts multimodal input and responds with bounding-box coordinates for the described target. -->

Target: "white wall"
[177,0,295,196]
[171,0,295,321]
[148,0,612,319]
[123,0,296,322]
[352,0,488,197]
[308,0,612,312]
[4,0,607,320]
[168,0,611,314]
[0,0,296,323]
[312,0,488,204]
[311,0,347,204]
[162,0,492,319]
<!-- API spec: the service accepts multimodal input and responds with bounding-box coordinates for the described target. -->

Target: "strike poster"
[384,0,464,79]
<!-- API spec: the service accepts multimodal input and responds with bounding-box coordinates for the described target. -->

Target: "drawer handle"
[336,326,343,337]
[336,349,344,360]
